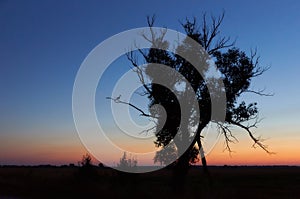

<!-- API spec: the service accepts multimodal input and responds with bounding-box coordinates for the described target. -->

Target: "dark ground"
[0,165,299,199]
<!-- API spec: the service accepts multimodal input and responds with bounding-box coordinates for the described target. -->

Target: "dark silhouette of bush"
[76,153,98,181]
[98,162,104,168]
[116,152,139,183]
[80,153,92,167]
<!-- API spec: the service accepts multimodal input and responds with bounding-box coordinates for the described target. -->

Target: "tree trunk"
[197,137,209,175]
[172,149,190,194]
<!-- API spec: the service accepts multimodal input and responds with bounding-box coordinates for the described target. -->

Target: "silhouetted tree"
[112,13,272,178]
[117,152,138,171]
[77,153,98,181]
[116,152,139,183]
[154,142,178,166]
[80,153,92,167]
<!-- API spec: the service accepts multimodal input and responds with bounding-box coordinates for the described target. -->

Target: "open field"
[0,166,299,198]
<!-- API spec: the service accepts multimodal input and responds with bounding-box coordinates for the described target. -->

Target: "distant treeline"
[0,163,108,168]
[0,164,298,168]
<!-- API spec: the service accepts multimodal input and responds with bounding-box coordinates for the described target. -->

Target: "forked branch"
[218,123,239,153]
[126,51,152,96]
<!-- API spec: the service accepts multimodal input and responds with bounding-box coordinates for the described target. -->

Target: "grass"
[0,166,299,198]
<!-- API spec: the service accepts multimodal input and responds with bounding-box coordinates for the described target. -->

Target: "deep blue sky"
[1,0,300,165]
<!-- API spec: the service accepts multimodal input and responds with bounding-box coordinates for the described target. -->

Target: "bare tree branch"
[244,89,274,96]
[147,15,155,27]
[229,120,275,154]
[206,13,224,50]
[147,15,156,43]
[139,125,156,136]
[201,12,235,54]
[126,51,152,96]
[134,90,149,97]
[106,96,158,118]
[208,37,235,54]
[250,48,271,77]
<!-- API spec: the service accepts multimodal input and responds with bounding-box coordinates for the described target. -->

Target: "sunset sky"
[1,0,300,166]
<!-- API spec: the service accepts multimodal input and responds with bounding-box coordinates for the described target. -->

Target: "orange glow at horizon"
[1,128,300,166]
[206,135,300,166]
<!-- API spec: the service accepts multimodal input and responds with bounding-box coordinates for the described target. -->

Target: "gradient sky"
[1,0,300,166]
